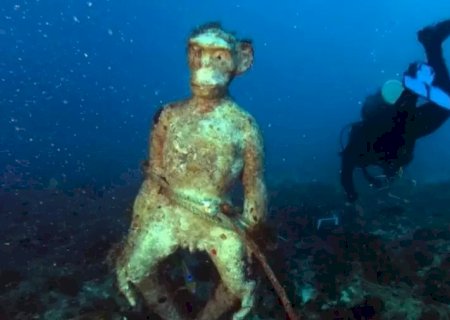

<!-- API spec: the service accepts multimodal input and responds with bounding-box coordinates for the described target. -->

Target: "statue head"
[187,22,254,99]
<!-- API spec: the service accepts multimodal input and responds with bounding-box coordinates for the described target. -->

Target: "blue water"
[2,0,450,190]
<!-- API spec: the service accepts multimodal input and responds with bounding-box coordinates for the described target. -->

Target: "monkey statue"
[115,22,268,320]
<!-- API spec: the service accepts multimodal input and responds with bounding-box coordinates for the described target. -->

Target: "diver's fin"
[403,62,450,109]
[429,86,450,109]
[418,19,450,47]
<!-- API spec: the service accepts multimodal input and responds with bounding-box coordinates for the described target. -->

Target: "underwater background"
[1,0,450,319]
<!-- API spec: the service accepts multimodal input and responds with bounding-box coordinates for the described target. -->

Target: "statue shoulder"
[223,102,262,142]
[223,101,256,124]
[152,101,185,125]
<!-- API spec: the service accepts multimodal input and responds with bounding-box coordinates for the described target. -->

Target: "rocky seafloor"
[0,173,449,320]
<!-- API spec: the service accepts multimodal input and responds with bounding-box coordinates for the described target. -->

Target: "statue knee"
[116,268,138,307]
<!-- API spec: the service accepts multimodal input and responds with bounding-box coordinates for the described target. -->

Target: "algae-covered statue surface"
[115,23,268,320]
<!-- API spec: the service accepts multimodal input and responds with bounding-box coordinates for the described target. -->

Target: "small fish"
[180,259,197,294]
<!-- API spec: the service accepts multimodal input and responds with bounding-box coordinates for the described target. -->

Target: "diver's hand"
[405,62,435,83]
[416,63,435,85]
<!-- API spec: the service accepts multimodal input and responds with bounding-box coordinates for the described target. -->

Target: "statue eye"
[215,50,230,61]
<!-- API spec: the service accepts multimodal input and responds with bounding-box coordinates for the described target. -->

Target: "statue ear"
[235,41,254,75]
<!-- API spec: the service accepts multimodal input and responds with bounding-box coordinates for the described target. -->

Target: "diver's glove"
[403,62,450,109]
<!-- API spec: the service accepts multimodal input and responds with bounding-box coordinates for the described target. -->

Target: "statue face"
[188,42,235,97]
[187,27,254,98]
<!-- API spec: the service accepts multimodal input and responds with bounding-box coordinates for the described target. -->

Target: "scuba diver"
[340,19,450,203]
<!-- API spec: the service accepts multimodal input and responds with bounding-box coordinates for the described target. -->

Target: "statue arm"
[241,118,268,228]
[146,106,170,177]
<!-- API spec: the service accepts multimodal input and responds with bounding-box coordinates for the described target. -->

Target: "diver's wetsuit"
[341,20,450,203]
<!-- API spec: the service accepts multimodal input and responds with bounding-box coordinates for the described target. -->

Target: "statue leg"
[197,229,256,320]
[196,282,238,320]
[116,188,184,319]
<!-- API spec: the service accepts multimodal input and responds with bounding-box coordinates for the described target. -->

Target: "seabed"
[0,172,449,320]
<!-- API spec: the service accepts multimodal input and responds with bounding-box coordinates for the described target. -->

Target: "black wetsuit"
[340,21,450,203]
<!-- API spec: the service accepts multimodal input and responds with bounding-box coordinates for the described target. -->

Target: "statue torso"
[161,99,248,198]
